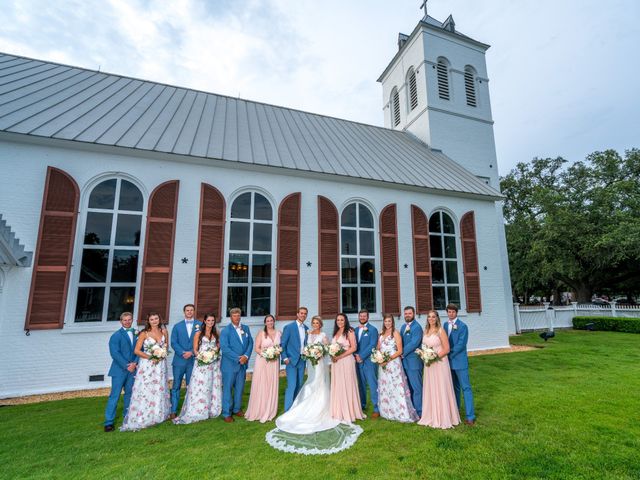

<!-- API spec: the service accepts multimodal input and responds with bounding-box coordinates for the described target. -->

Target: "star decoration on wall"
[181,257,188,264]
[306,261,312,267]
[404,263,409,269]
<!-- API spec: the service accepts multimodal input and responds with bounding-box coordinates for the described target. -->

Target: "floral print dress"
[377,334,419,422]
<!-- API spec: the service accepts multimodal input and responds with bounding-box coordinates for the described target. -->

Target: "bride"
[275,315,340,434]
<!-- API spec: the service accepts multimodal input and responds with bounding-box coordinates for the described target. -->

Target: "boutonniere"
[363,326,369,333]
[405,327,411,334]
[194,324,201,331]
[239,328,246,336]
[134,329,140,336]
[452,324,458,331]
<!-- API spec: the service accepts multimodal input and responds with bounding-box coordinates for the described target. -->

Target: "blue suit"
[354,323,379,413]
[400,320,424,417]
[220,323,253,417]
[280,321,308,411]
[446,318,475,421]
[104,328,138,426]
[170,319,203,413]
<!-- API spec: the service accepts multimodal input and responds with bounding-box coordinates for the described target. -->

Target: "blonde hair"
[229,307,242,316]
[311,315,323,328]
[425,310,442,334]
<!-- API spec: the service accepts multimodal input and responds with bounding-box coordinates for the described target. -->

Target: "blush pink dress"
[418,331,461,429]
[245,330,281,423]
[330,333,364,422]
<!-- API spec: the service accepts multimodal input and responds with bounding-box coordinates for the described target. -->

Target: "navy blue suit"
[220,323,253,417]
[280,320,308,411]
[170,319,203,413]
[104,328,138,426]
[354,323,379,413]
[401,320,424,417]
[446,318,475,421]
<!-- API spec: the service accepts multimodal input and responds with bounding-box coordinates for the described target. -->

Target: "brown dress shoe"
[224,416,234,423]
[168,413,177,420]
[104,425,115,432]
[234,410,244,417]
[371,412,380,419]
[465,419,476,426]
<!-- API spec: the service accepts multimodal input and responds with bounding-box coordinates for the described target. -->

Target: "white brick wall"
[0,136,511,397]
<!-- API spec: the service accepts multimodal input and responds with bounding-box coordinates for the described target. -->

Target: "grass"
[1,331,639,479]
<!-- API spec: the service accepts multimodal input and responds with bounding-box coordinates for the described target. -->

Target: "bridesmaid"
[245,314,282,423]
[376,314,418,422]
[120,312,171,431]
[418,310,461,429]
[330,313,364,422]
[173,313,222,424]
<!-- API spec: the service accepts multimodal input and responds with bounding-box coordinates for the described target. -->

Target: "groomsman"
[281,306,309,411]
[170,304,203,418]
[445,303,476,425]
[220,307,253,422]
[400,306,423,417]
[104,312,138,432]
[354,309,379,418]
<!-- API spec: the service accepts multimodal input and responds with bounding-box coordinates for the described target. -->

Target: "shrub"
[573,316,640,334]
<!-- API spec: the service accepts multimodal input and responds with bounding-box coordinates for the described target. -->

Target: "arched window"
[340,202,376,313]
[464,66,477,107]
[436,57,450,101]
[391,87,401,127]
[227,192,273,316]
[429,211,461,310]
[74,178,144,322]
[407,67,418,111]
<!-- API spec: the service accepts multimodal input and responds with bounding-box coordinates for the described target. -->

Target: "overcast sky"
[1,0,638,175]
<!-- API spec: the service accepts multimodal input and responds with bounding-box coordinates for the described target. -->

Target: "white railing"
[513,301,640,332]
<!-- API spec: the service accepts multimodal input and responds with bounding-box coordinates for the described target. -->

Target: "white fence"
[514,302,640,332]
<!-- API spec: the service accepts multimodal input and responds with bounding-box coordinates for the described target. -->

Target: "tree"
[501,149,640,303]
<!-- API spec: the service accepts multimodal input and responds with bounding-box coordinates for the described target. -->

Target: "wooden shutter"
[194,183,225,319]
[276,193,301,320]
[461,211,482,313]
[318,196,339,319]
[379,204,400,315]
[138,180,179,324]
[25,167,79,331]
[411,205,433,313]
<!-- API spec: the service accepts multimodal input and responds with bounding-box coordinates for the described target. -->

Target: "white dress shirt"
[447,318,457,336]
[124,328,134,344]
[185,319,194,337]
[297,321,305,353]
[358,323,368,341]
[234,324,245,342]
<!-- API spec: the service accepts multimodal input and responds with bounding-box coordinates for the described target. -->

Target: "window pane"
[80,249,108,282]
[229,222,250,250]
[118,180,143,211]
[341,258,357,284]
[114,214,141,246]
[431,260,445,284]
[359,231,374,256]
[250,286,271,316]
[429,212,441,233]
[444,236,457,258]
[447,286,461,307]
[360,259,375,284]
[253,223,272,251]
[84,212,112,245]
[111,250,138,283]
[252,254,271,283]
[227,287,247,316]
[231,193,251,219]
[75,287,105,322]
[442,213,455,234]
[359,204,373,228]
[445,260,459,284]
[361,287,376,312]
[341,229,356,255]
[253,194,272,221]
[430,235,442,258]
[107,287,136,321]
[341,204,356,227]
[433,287,446,310]
[228,253,249,283]
[342,287,358,313]
[88,179,116,209]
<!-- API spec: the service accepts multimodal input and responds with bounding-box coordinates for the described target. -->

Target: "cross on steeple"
[420,0,428,18]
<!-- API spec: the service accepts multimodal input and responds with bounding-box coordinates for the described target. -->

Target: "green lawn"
[1,331,639,479]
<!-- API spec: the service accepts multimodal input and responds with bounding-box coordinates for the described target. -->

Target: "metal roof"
[0,52,500,199]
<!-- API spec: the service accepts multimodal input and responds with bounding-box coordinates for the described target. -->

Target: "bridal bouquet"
[144,338,168,362]
[302,342,327,366]
[261,345,283,362]
[197,345,220,366]
[415,344,441,366]
[328,342,345,359]
[370,348,391,370]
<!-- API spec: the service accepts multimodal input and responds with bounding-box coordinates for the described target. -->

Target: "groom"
[445,303,476,425]
[400,306,423,417]
[281,306,309,411]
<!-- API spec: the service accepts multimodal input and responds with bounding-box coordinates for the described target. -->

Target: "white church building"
[0,13,515,398]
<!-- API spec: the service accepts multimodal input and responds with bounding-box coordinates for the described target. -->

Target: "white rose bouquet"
[370,348,391,370]
[302,342,328,366]
[144,337,168,362]
[328,342,346,359]
[415,344,441,367]
[261,345,283,362]
[197,344,220,366]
